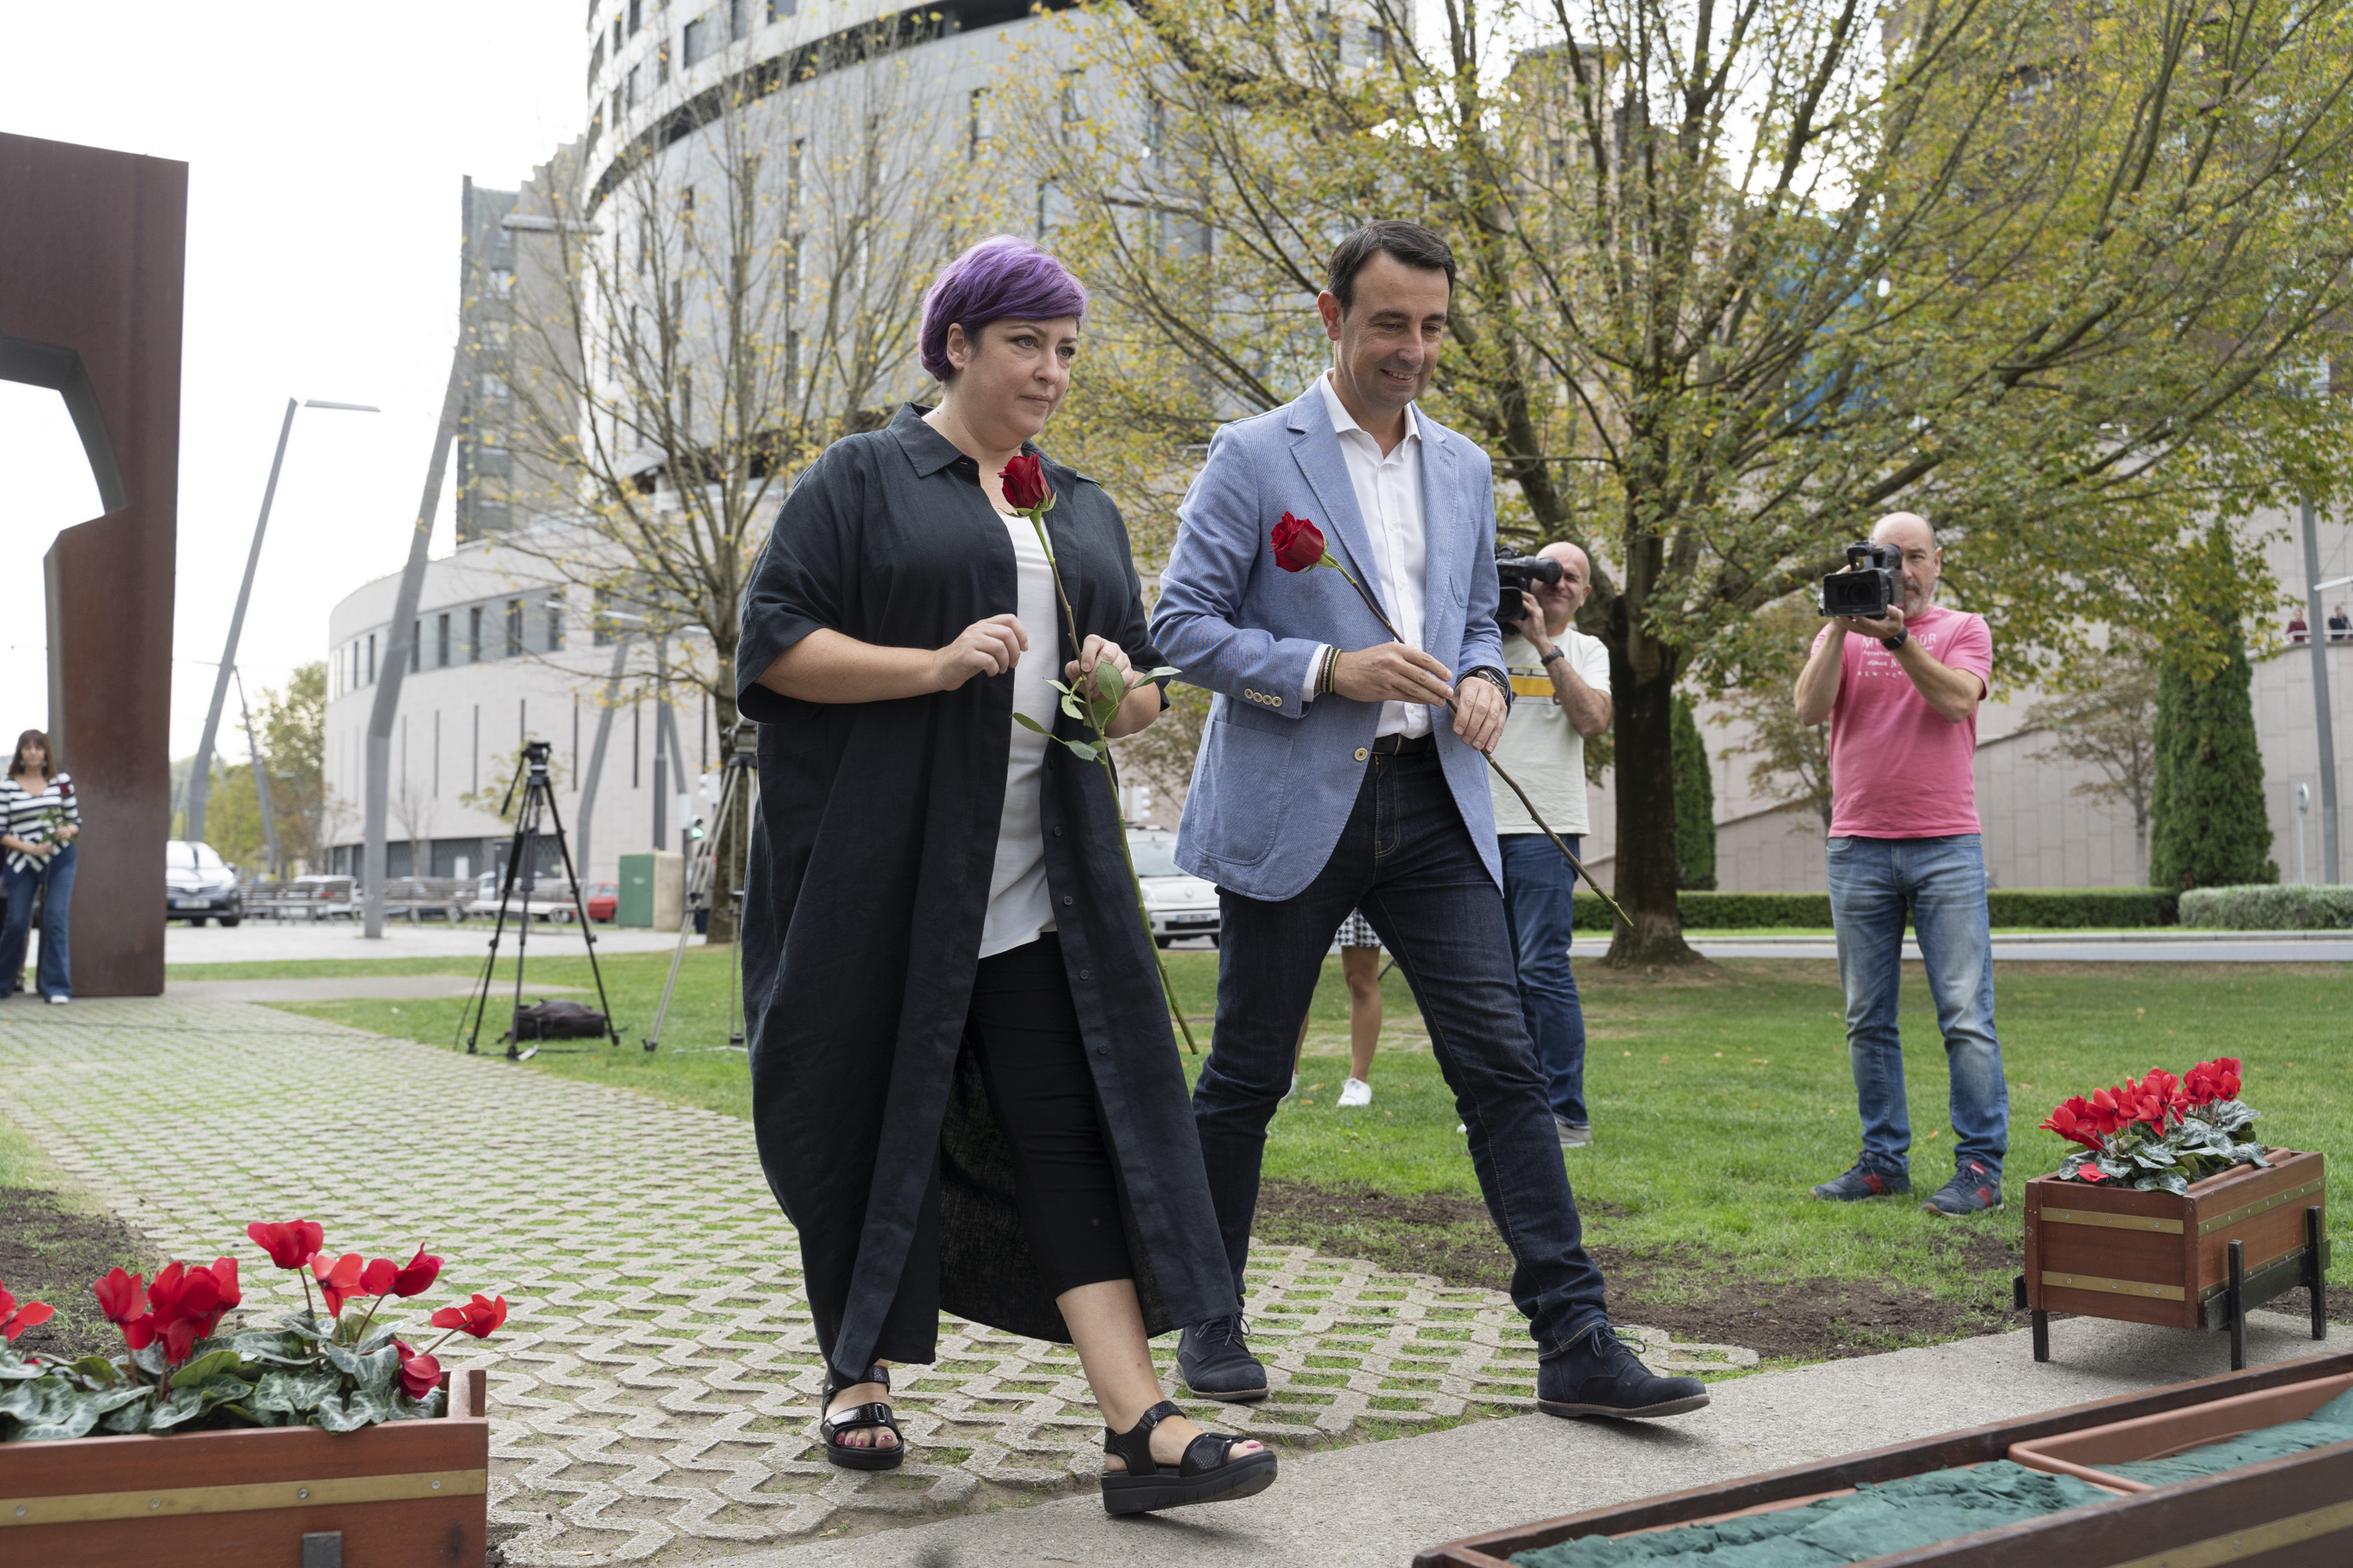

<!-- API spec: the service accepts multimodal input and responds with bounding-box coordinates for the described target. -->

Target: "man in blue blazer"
[1152,222,1708,1421]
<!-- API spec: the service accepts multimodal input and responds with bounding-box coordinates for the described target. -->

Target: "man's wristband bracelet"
[1880,628,1909,652]
[1316,645,1340,698]
[1541,647,1566,666]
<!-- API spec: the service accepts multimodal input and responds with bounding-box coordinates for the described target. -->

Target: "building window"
[505,599,524,658]
[657,37,670,84]
[626,63,640,109]
[468,606,484,662]
[480,373,510,403]
[969,88,991,160]
[683,12,713,66]
[730,0,749,40]
[437,613,452,668]
[589,34,605,88]
[410,621,421,674]
[492,267,514,299]
[547,598,565,651]
[627,0,640,34]
[769,0,795,18]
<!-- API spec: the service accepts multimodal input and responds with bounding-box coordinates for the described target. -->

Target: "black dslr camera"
[1494,546,1564,625]
[1818,542,1901,619]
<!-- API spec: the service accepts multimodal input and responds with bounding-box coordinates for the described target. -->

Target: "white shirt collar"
[1316,371,1425,452]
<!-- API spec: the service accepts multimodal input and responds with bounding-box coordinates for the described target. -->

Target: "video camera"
[1494,546,1564,625]
[1818,542,1901,619]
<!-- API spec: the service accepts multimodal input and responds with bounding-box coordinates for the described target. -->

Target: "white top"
[980,510,1060,961]
[1301,372,1433,738]
[1489,629,1612,836]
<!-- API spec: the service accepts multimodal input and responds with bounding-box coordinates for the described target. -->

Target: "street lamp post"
[186,397,378,846]
[2300,498,2347,886]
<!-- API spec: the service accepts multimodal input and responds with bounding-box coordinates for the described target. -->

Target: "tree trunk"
[705,656,745,945]
[1605,648,1700,966]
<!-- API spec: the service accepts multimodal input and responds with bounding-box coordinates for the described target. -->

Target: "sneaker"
[1176,1314,1268,1403]
[1537,1326,1710,1419]
[45,994,68,1006]
[1556,1120,1592,1148]
[1810,1162,1910,1202]
[1285,1073,1299,1099]
[1337,1077,1372,1107]
[1923,1161,2003,1216]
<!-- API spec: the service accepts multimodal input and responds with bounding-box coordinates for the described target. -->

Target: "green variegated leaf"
[0,1349,46,1382]
[149,1376,255,1433]
[312,1388,391,1433]
[233,1330,319,1367]
[387,1388,446,1422]
[170,1349,243,1387]
[1012,711,1051,735]
[100,1390,155,1433]
[3,1377,147,1440]
[253,1369,341,1415]
[2131,1144,2178,1167]
[130,1342,166,1378]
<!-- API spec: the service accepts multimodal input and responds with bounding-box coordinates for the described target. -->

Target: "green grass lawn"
[270,949,2353,1325]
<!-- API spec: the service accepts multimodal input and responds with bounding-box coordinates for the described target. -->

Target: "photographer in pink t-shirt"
[1793,513,2009,1218]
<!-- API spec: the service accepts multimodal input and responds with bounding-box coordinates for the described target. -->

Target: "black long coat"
[736,404,1236,1381]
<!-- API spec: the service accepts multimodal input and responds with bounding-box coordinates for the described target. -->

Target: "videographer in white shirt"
[1490,544,1612,1146]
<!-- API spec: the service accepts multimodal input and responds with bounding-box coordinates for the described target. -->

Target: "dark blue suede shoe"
[1810,1162,1911,1202]
[1176,1314,1268,1403]
[1922,1161,2003,1216]
[1537,1326,1710,1419]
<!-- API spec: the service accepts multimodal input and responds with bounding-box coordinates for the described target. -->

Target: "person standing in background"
[0,730,80,1004]
[1491,543,1611,1147]
[1288,911,1384,1106]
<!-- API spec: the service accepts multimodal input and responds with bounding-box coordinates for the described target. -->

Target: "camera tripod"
[459,741,622,1059]
[643,723,757,1052]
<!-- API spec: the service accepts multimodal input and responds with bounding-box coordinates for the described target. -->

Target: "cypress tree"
[1672,697,1718,891]
[2148,586,2277,890]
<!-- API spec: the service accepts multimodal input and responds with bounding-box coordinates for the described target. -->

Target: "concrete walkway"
[0,998,1748,1566]
[162,974,584,1003]
[164,922,693,964]
[733,1310,2353,1567]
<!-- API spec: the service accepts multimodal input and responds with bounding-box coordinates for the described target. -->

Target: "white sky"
[1,1,587,761]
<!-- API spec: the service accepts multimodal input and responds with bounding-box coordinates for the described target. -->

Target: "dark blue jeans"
[1500,832,1588,1127]
[1825,833,2008,1181]
[1192,747,1610,1355]
[2,844,76,999]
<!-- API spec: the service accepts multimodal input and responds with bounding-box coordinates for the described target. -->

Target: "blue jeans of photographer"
[2,842,76,1000]
[1826,833,2006,1181]
[1500,831,1588,1128]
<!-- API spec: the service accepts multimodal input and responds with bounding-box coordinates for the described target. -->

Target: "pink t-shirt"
[1813,605,1992,839]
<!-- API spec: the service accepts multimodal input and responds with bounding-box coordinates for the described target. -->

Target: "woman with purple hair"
[736,235,1273,1513]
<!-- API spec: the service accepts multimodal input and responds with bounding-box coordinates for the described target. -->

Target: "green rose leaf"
[1140,666,1178,680]
[1092,662,1125,702]
[1060,740,1100,762]
[1012,711,1051,735]
[1059,692,1087,721]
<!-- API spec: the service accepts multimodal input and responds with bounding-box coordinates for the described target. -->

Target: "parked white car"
[1128,832,1219,947]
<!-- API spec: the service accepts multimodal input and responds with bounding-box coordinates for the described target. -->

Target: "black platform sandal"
[819,1364,903,1472]
[1100,1399,1277,1515]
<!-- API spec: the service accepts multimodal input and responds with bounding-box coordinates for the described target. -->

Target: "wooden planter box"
[1,1367,486,1567]
[1415,1350,2353,1567]
[2020,1149,2330,1369]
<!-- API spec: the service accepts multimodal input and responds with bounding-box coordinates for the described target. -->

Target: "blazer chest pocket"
[1197,716,1293,865]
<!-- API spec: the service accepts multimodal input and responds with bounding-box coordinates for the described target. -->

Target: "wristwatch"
[1880,627,1909,652]
[1540,647,1566,666]
[1468,666,1513,705]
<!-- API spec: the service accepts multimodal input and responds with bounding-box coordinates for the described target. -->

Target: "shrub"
[1672,698,1716,890]
[1569,887,2182,931]
[2178,884,2353,930]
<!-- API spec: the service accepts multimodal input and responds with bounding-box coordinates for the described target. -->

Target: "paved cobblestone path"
[0,1001,1754,1564]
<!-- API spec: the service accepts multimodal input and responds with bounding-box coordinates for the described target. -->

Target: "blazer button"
[1079,968,1091,979]
[1062,895,1074,906]
[1354,747,1369,761]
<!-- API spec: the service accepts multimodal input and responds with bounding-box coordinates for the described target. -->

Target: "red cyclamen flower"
[394,1339,443,1402]
[2038,1098,2106,1153]
[144,1258,241,1365]
[430,1293,509,1339]
[999,454,1051,513]
[360,1258,400,1298]
[310,1252,365,1317]
[248,1219,326,1271]
[0,1281,57,1343]
[1270,512,1328,573]
[390,1246,443,1298]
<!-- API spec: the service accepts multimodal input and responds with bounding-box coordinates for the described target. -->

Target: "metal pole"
[651,636,669,850]
[2300,500,2341,884]
[364,361,465,937]
[573,636,633,886]
[187,399,296,845]
[235,667,282,882]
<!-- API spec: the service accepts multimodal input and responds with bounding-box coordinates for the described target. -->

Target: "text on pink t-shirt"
[1812,605,1992,839]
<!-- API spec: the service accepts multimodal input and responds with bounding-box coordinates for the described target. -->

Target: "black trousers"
[871,934,1133,1364]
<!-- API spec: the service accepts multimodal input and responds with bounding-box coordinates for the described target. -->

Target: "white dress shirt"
[1301,372,1433,738]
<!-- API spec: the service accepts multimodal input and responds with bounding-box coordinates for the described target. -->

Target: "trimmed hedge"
[2178,884,2353,930]
[1569,887,2181,931]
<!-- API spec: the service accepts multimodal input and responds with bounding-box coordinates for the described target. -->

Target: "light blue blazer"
[1151,385,1507,902]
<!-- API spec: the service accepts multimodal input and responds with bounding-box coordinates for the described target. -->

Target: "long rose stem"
[1026,509,1201,1052]
[1322,558,1631,929]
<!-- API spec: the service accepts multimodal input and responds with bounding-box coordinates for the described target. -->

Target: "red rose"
[1270,511,1328,573]
[360,1258,400,1298]
[999,453,1051,513]
[145,1258,241,1365]
[248,1220,326,1271]
[0,1281,56,1343]
[390,1246,443,1299]
[394,1339,442,1402]
[430,1293,509,1339]
[310,1252,364,1316]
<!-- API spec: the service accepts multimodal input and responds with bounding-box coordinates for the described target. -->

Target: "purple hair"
[917,235,1089,382]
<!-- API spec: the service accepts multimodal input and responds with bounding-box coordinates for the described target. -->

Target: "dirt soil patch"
[1254,1179,2037,1362]
[0,1186,150,1361]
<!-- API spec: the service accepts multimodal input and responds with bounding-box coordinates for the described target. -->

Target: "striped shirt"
[1,772,79,875]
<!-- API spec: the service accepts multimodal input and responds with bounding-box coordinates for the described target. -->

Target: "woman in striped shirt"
[0,729,80,1003]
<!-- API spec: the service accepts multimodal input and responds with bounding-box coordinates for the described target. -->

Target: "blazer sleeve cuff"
[1236,638,1322,719]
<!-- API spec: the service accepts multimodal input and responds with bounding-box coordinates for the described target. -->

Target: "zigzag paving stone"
[0,1000,1756,1564]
